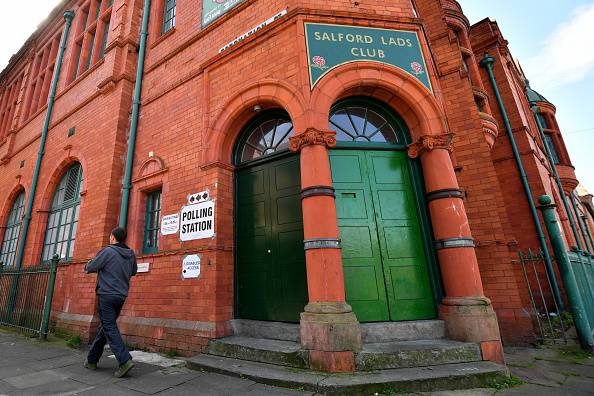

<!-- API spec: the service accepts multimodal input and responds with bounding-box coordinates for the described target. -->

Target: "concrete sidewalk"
[1,328,593,395]
[0,329,308,396]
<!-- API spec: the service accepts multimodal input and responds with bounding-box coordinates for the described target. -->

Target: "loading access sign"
[180,201,215,241]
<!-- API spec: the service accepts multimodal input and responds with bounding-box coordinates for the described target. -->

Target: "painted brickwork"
[0,0,591,356]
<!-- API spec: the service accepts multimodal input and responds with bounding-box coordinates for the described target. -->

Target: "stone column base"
[439,297,505,364]
[300,302,362,373]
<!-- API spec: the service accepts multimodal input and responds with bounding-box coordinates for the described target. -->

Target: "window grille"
[41,163,83,262]
[162,0,176,34]
[143,190,162,254]
[544,134,561,165]
[70,0,113,81]
[0,191,26,268]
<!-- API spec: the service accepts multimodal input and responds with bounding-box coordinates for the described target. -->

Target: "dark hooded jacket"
[85,243,137,297]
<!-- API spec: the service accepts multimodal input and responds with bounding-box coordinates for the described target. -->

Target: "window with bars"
[143,190,162,254]
[0,74,24,140]
[0,191,26,268]
[70,0,113,82]
[544,134,561,165]
[22,35,60,120]
[162,0,176,34]
[537,113,550,129]
[329,101,403,144]
[237,114,294,163]
[41,163,83,262]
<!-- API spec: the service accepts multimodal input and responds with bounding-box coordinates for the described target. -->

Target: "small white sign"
[137,262,150,273]
[180,201,215,241]
[219,10,288,53]
[182,254,201,279]
[187,190,210,205]
[161,213,180,236]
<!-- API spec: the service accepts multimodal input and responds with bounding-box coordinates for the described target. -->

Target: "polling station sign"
[305,23,432,91]
[180,201,215,241]
[202,0,245,26]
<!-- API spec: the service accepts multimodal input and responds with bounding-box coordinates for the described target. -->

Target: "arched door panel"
[329,98,436,322]
[235,113,308,322]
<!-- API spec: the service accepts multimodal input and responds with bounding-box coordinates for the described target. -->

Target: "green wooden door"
[330,150,435,322]
[236,155,308,322]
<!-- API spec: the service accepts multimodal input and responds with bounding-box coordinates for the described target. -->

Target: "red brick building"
[1,0,592,375]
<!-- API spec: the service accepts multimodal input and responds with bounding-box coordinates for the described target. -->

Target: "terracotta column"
[408,133,504,364]
[289,128,362,373]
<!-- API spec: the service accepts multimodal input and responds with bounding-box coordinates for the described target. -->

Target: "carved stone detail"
[407,133,454,159]
[289,128,336,152]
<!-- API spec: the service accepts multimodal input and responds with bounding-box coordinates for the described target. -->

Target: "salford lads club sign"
[305,23,432,91]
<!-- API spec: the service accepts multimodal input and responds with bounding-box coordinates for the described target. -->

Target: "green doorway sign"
[202,0,245,26]
[305,23,432,91]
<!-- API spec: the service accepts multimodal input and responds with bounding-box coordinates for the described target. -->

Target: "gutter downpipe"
[13,11,75,271]
[569,192,594,254]
[583,215,594,252]
[480,54,565,311]
[528,100,584,252]
[119,0,151,229]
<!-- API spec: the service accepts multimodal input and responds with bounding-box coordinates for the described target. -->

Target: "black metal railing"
[518,249,567,344]
[0,255,59,338]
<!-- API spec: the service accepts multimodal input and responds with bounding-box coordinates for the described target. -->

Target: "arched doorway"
[234,111,308,322]
[328,97,439,322]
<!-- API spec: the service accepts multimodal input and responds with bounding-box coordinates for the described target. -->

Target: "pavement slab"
[3,369,70,390]
[156,371,258,395]
[116,368,200,394]
[69,385,146,396]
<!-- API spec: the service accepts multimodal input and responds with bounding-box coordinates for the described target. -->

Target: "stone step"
[185,354,508,395]
[355,339,482,371]
[231,319,300,342]
[360,320,445,343]
[207,336,308,369]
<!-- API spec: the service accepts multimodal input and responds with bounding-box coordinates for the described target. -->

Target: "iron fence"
[518,249,567,344]
[0,255,59,338]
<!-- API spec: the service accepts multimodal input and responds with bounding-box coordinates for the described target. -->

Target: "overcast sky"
[1,1,593,191]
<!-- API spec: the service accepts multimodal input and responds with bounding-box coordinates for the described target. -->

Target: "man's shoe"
[114,359,134,378]
[84,361,97,370]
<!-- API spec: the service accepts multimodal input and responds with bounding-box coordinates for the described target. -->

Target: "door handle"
[342,192,357,198]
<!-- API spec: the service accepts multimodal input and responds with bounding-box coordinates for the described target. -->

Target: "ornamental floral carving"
[289,128,337,152]
[407,133,454,159]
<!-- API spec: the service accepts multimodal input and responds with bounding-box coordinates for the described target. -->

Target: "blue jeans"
[87,294,132,365]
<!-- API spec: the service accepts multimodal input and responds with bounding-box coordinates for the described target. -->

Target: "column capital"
[289,128,337,152]
[407,133,454,159]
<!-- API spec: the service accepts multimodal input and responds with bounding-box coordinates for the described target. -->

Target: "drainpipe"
[538,195,594,351]
[582,215,594,252]
[119,0,151,229]
[13,11,75,270]
[480,54,564,311]
[529,99,584,252]
[569,192,593,254]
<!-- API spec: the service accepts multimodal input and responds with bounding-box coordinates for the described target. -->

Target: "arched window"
[0,191,25,267]
[41,163,83,262]
[329,98,408,145]
[236,112,294,164]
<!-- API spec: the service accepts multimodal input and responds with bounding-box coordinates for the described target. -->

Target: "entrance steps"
[186,355,507,395]
[185,319,508,393]
[230,319,300,342]
[207,335,309,369]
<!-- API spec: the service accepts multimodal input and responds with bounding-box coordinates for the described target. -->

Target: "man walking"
[84,227,137,378]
